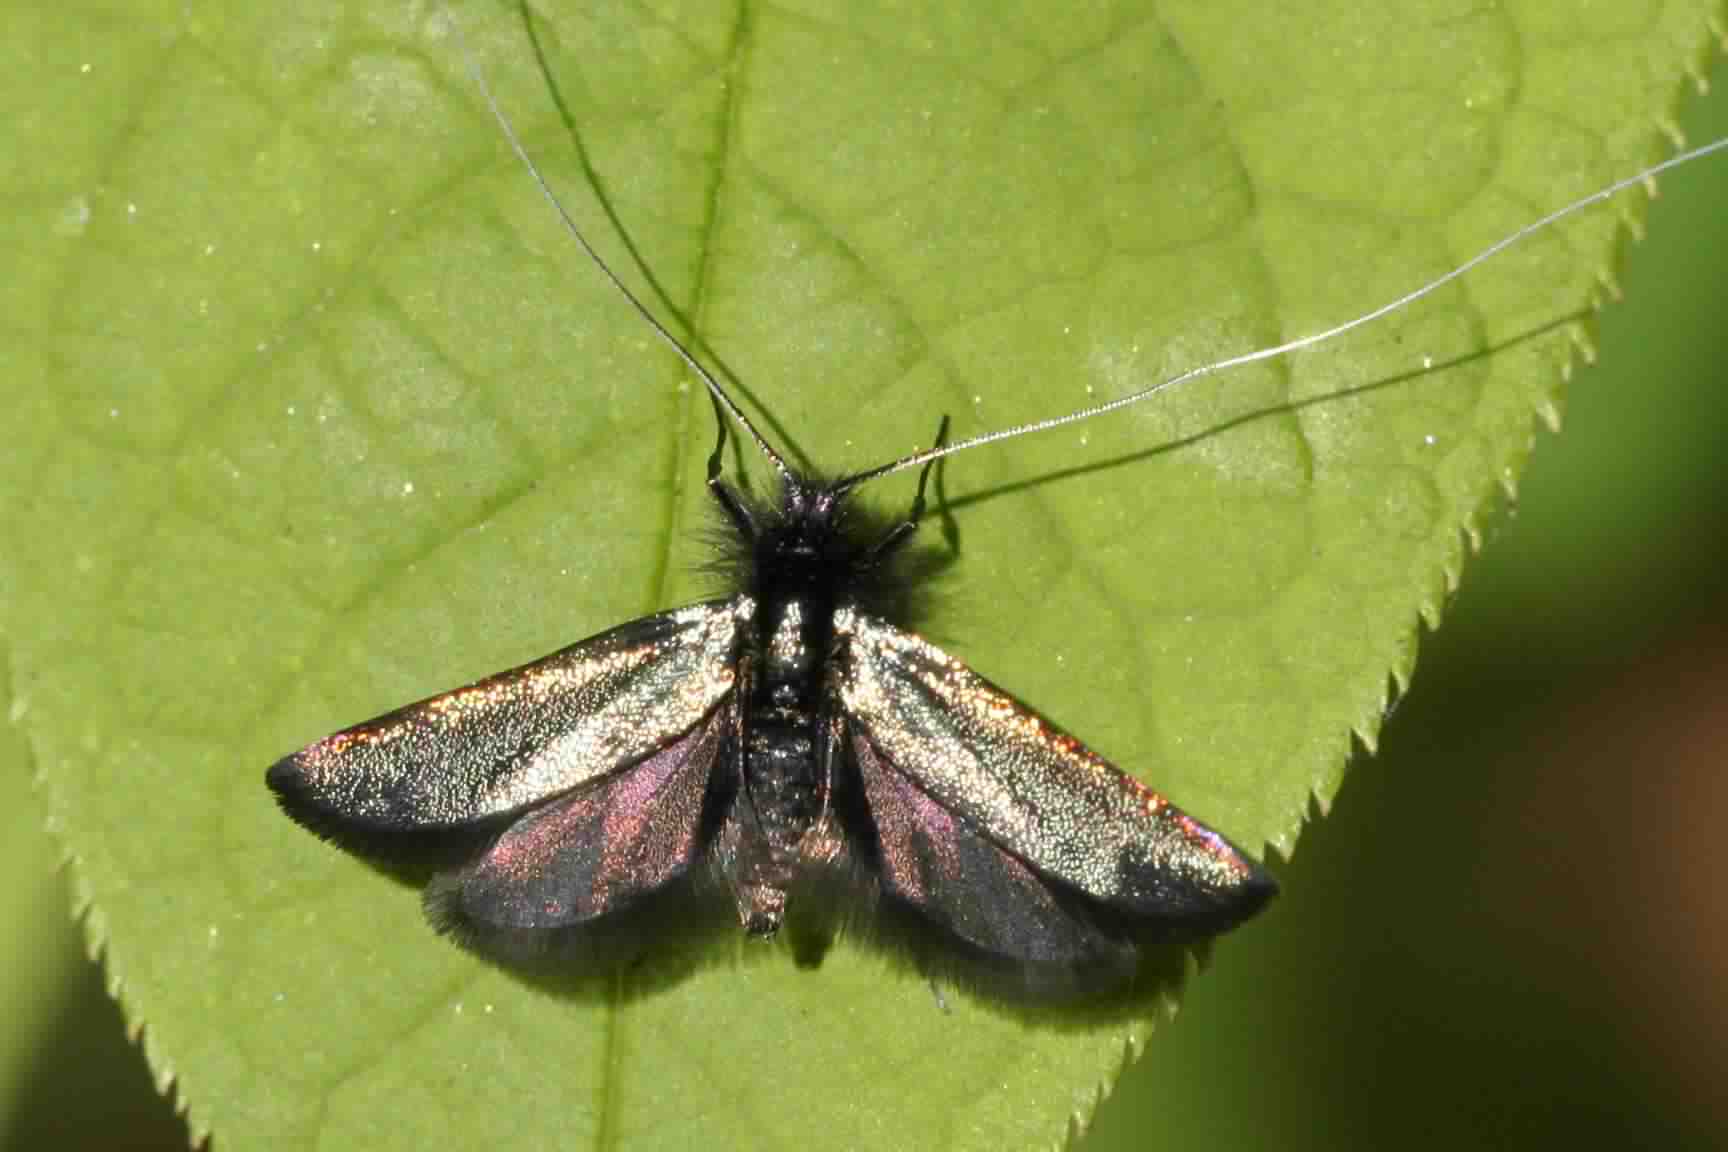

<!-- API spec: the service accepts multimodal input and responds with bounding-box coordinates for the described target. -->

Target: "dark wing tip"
[264,752,302,791]
[1186,849,1279,935]
[265,753,328,832]
[1114,842,1279,938]
[1227,858,1279,924]
[268,750,512,878]
[266,751,411,849]
[265,752,382,850]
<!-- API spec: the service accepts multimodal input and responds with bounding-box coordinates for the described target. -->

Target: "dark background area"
[6,54,1725,1152]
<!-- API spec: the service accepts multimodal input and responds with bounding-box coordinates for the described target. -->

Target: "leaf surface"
[1,1,1721,1148]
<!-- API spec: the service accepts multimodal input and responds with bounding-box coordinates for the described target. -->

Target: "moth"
[265,349,1277,998]
[266,26,1728,998]
[268,429,1275,996]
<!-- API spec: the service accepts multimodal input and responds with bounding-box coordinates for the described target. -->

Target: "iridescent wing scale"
[847,729,1139,989]
[268,598,752,839]
[424,706,730,951]
[834,608,1274,936]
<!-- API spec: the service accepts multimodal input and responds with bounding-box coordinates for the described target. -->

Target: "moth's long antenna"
[835,135,1728,494]
[448,11,791,479]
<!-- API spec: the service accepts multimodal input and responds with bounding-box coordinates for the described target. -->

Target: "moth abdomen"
[715,471,866,935]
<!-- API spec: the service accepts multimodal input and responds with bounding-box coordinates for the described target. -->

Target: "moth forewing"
[267,598,750,840]
[834,608,1274,928]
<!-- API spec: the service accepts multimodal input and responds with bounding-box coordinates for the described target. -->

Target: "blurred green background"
[4,46,1725,1152]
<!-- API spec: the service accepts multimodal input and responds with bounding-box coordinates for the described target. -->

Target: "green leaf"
[1,2,1720,1149]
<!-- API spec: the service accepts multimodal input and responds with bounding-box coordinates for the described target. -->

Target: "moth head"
[775,474,848,546]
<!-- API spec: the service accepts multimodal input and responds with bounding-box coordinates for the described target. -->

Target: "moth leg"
[704,391,758,537]
[905,413,949,528]
[868,413,949,561]
[704,390,729,481]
